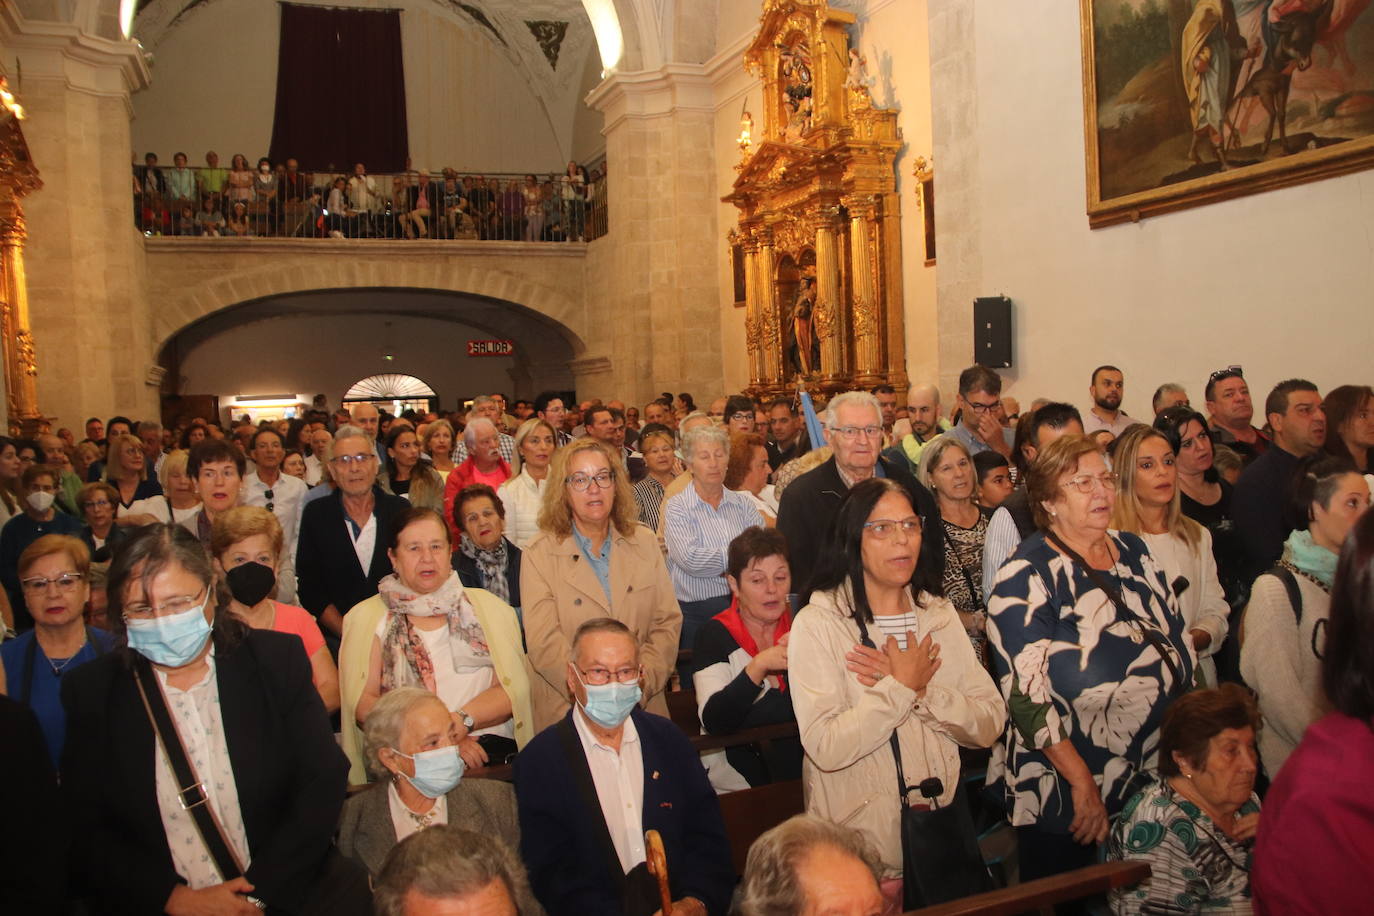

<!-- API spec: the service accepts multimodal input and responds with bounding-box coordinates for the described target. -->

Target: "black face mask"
[226,561,276,606]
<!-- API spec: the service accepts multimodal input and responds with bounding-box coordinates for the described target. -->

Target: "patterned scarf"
[458,534,511,605]
[377,571,489,693]
[1282,528,1337,590]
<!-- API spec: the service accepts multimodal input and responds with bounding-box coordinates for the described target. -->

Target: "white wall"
[178,313,516,410]
[711,0,938,395]
[131,0,597,173]
[931,0,1374,418]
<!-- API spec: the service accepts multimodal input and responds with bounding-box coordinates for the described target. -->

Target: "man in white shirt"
[304,426,333,487]
[514,618,733,916]
[243,428,307,585]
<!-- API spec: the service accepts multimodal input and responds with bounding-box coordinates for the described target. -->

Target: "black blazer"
[776,454,944,598]
[515,709,734,916]
[296,486,409,618]
[1,695,65,910]
[60,630,347,915]
[452,536,523,607]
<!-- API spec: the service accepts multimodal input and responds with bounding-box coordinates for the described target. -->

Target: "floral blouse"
[986,530,1194,832]
[1109,778,1258,914]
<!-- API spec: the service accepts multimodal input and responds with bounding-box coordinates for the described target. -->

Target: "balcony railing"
[133,165,607,243]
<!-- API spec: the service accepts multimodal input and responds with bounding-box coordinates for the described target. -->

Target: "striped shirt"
[453,432,516,466]
[872,611,920,650]
[663,484,763,603]
[632,476,667,530]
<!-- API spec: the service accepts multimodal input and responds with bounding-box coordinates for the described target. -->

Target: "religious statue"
[844,49,875,104]
[789,278,820,377]
[780,39,814,140]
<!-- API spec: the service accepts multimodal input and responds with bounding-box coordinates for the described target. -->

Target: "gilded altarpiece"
[0,79,44,436]
[725,0,907,400]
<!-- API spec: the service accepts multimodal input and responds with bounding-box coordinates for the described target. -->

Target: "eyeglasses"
[83,499,113,510]
[566,470,614,491]
[577,664,641,686]
[123,586,208,619]
[964,398,1001,414]
[829,425,883,441]
[21,572,85,593]
[862,518,920,539]
[331,453,375,466]
[1060,472,1119,494]
[729,412,754,423]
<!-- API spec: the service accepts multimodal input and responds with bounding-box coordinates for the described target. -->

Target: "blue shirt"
[946,422,1014,458]
[570,525,613,603]
[663,485,764,602]
[0,627,114,767]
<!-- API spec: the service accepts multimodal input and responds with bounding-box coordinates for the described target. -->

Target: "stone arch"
[148,251,588,357]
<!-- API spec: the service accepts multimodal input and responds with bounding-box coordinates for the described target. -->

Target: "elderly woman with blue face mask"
[337,686,536,908]
[59,523,367,916]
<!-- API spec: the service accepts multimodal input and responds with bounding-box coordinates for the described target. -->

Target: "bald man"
[884,383,951,474]
[351,402,387,463]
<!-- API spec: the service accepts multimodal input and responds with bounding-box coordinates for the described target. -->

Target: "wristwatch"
[457,709,475,730]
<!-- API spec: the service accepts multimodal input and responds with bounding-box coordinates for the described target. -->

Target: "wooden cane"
[645,829,673,916]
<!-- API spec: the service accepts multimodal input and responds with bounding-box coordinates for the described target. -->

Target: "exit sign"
[467,339,515,357]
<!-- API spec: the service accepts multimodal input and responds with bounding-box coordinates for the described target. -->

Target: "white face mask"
[27,491,54,512]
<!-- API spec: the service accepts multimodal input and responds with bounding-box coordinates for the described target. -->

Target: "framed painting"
[1080,0,1374,227]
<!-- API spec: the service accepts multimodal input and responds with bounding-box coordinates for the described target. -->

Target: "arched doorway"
[343,373,438,417]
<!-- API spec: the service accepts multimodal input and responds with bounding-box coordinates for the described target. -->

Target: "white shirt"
[153,655,253,889]
[873,610,920,650]
[304,455,325,487]
[126,495,202,526]
[496,468,546,549]
[387,780,448,843]
[571,707,646,874]
[374,617,513,739]
[346,512,377,574]
[243,471,307,562]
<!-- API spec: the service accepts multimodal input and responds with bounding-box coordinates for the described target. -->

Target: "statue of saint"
[790,278,818,376]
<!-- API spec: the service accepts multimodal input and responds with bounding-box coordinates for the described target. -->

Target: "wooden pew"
[904,861,1151,916]
[717,779,806,876]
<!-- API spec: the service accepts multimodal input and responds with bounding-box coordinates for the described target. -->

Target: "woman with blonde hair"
[123,448,201,526]
[497,418,556,550]
[521,438,681,730]
[422,418,458,479]
[102,433,162,509]
[1110,423,1229,685]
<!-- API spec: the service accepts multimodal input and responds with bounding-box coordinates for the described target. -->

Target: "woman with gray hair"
[443,417,512,543]
[338,687,534,905]
[738,814,884,916]
[663,423,764,655]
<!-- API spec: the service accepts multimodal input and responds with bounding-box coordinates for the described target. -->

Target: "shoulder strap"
[131,657,245,882]
[1269,566,1304,626]
[1044,530,1186,694]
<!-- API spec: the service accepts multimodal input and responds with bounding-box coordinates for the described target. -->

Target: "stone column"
[585,66,722,405]
[811,210,844,380]
[0,193,42,435]
[846,195,883,384]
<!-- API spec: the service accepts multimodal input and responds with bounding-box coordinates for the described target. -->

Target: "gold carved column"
[755,230,781,384]
[811,210,844,379]
[740,231,763,388]
[0,84,44,437]
[845,195,882,384]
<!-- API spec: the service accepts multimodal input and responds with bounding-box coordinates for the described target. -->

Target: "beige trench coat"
[789,584,1005,876]
[521,523,683,731]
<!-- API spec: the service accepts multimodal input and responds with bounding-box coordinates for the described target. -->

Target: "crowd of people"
[1,367,1371,915]
[133,151,608,242]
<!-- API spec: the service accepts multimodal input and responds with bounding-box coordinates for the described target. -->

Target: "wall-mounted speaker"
[973,296,1012,368]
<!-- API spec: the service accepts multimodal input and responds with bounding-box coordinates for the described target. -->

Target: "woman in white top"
[354,508,532,772]
[496,418,555,550]
[789,477,1004,907]
[0,436,22,529]
[1111,425,1230,685]
[123,449,201,527]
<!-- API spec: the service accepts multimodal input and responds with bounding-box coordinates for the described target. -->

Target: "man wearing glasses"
[297,425,409,643]
[947,364,1017,459]
[777,390,942,596]
[516,617,733,916]
[1204,367,1270,465]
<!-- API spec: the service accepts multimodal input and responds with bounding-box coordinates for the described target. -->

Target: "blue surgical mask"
[125,601,213,668]
[575,669,642,729]
[393,745,465,798]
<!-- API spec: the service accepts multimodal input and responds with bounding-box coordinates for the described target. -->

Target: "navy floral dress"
[986,530,1195,833]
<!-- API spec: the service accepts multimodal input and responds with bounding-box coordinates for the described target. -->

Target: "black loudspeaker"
[973,296,1012,368]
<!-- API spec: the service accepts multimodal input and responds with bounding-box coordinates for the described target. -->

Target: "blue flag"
[799,390,827,448]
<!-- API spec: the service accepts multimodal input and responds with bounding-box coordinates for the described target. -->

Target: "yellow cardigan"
[339,586,535,786]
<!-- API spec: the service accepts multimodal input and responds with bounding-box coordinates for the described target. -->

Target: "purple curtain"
[268,3,408,173]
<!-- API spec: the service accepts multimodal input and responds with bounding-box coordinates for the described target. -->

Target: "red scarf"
[712,599,792,692]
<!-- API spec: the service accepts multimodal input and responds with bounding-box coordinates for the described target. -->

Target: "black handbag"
[855,616,993,909]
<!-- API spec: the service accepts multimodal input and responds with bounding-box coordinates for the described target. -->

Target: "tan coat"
[521,523,682,731]
[789,585,1005,876]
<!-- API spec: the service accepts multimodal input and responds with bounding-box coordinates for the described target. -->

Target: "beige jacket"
[521,523,682,731]
[789,585,1005,876]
